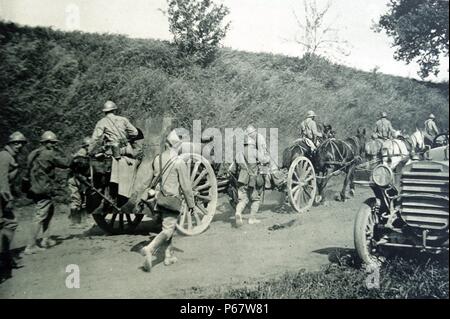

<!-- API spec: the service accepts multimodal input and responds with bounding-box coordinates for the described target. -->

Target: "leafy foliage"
[166,0,230,66]
[375,0,449,79]
[0,22,448,157]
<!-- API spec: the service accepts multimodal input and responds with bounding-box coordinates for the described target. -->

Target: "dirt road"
[0,178,369,298]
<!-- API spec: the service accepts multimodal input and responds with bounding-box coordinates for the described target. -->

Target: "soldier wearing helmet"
[88,100,139,159]
[374,112,396,140]
[0,132,27,278]
[423,113,439,146]
[67,137,92,229]
[229,131,269,227]
[140,129,195,272]
[24,131,70,255]
[299,110,323,151]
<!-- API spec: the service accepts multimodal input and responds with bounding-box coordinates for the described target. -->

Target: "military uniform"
[89,113,139,157]
[140,131,195,272]
[230,136,268,226]
[0,145,20,268]
[299,111,323,151]
[374,118,395,139]
[25,132,70,253]
[68,146,90,227]
[0,132,27,276]
[424,117,439,145]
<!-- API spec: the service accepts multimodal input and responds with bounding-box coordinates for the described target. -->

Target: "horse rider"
[25,131,71,254]
[0,132,27,279]
[140,130,195,272]
[423,113,439,146]
[374,112,396,140]
[88,100,139,159]
[229,134,269,226]
[68,137,92,228]
[299,110,323,151]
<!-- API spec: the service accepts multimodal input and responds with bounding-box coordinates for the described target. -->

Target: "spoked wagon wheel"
[287,156,317,213]
[176,153,218,236]
[88,184,144,235]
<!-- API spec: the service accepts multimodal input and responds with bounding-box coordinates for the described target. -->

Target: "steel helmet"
[166,130,181,148]
[381,112,387,118]
[306,110,316,118]
[245,125,257,135]
[8,131,27,144]
[82,137,92,147]
[102,100,118,112]
[429,113,435,119]
[40,131,59,143]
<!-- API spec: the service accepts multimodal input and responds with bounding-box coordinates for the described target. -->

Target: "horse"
[282,123,335,169]
[314,128,367,203]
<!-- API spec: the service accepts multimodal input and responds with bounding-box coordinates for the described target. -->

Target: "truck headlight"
[372,164,393,187]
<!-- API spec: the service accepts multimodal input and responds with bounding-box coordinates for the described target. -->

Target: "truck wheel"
[354,199,383,268]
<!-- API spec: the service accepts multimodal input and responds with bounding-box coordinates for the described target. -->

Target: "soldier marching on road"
[0,132,27,279]
[140,130,196,272]
[229,134,269,227]
[24,131,71,255]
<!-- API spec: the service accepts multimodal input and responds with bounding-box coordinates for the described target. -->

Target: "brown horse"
[314,128,367,202]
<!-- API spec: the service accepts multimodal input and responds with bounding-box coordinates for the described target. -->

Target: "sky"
[0,0,448,81]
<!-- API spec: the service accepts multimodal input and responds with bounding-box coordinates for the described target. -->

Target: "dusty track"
[0,178,369,298]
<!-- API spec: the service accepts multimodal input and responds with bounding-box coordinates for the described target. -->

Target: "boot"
[140,233,168,272]
[163,239,178,266]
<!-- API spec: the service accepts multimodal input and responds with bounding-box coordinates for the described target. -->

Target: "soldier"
[24,131,70,255]
[0,132,27,278]
[140,130,195,272]
[374,112,396,140]
[424,113,439,146]
[245,125,283,189]
[68,137,91,228]
[88,100,139,159]
[299,110,323,151]
[230,134,269,227]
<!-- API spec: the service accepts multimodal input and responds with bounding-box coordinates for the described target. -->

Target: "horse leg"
[316,168,331,205]
[340,168,351,202]
[348,164,356,197]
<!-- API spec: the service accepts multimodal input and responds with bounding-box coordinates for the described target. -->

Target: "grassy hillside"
[1,22,448,153]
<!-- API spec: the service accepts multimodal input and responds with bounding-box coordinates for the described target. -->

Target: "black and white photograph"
[0,0,448,302]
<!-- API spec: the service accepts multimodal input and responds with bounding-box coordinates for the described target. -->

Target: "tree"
[292,0,350,61]
[375,0,449,79]
[165,0,230,66]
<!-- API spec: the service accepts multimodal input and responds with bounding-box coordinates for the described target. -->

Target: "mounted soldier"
[374,112,396,140]
[423,113,439,146]
[88,100,140,159]
[0,132,27,279]
[299,110,323,152]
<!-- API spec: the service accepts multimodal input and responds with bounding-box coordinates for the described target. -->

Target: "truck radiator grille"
[400,162,449,230]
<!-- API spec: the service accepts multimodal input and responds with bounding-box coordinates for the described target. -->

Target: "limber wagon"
[83,117,320,236]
